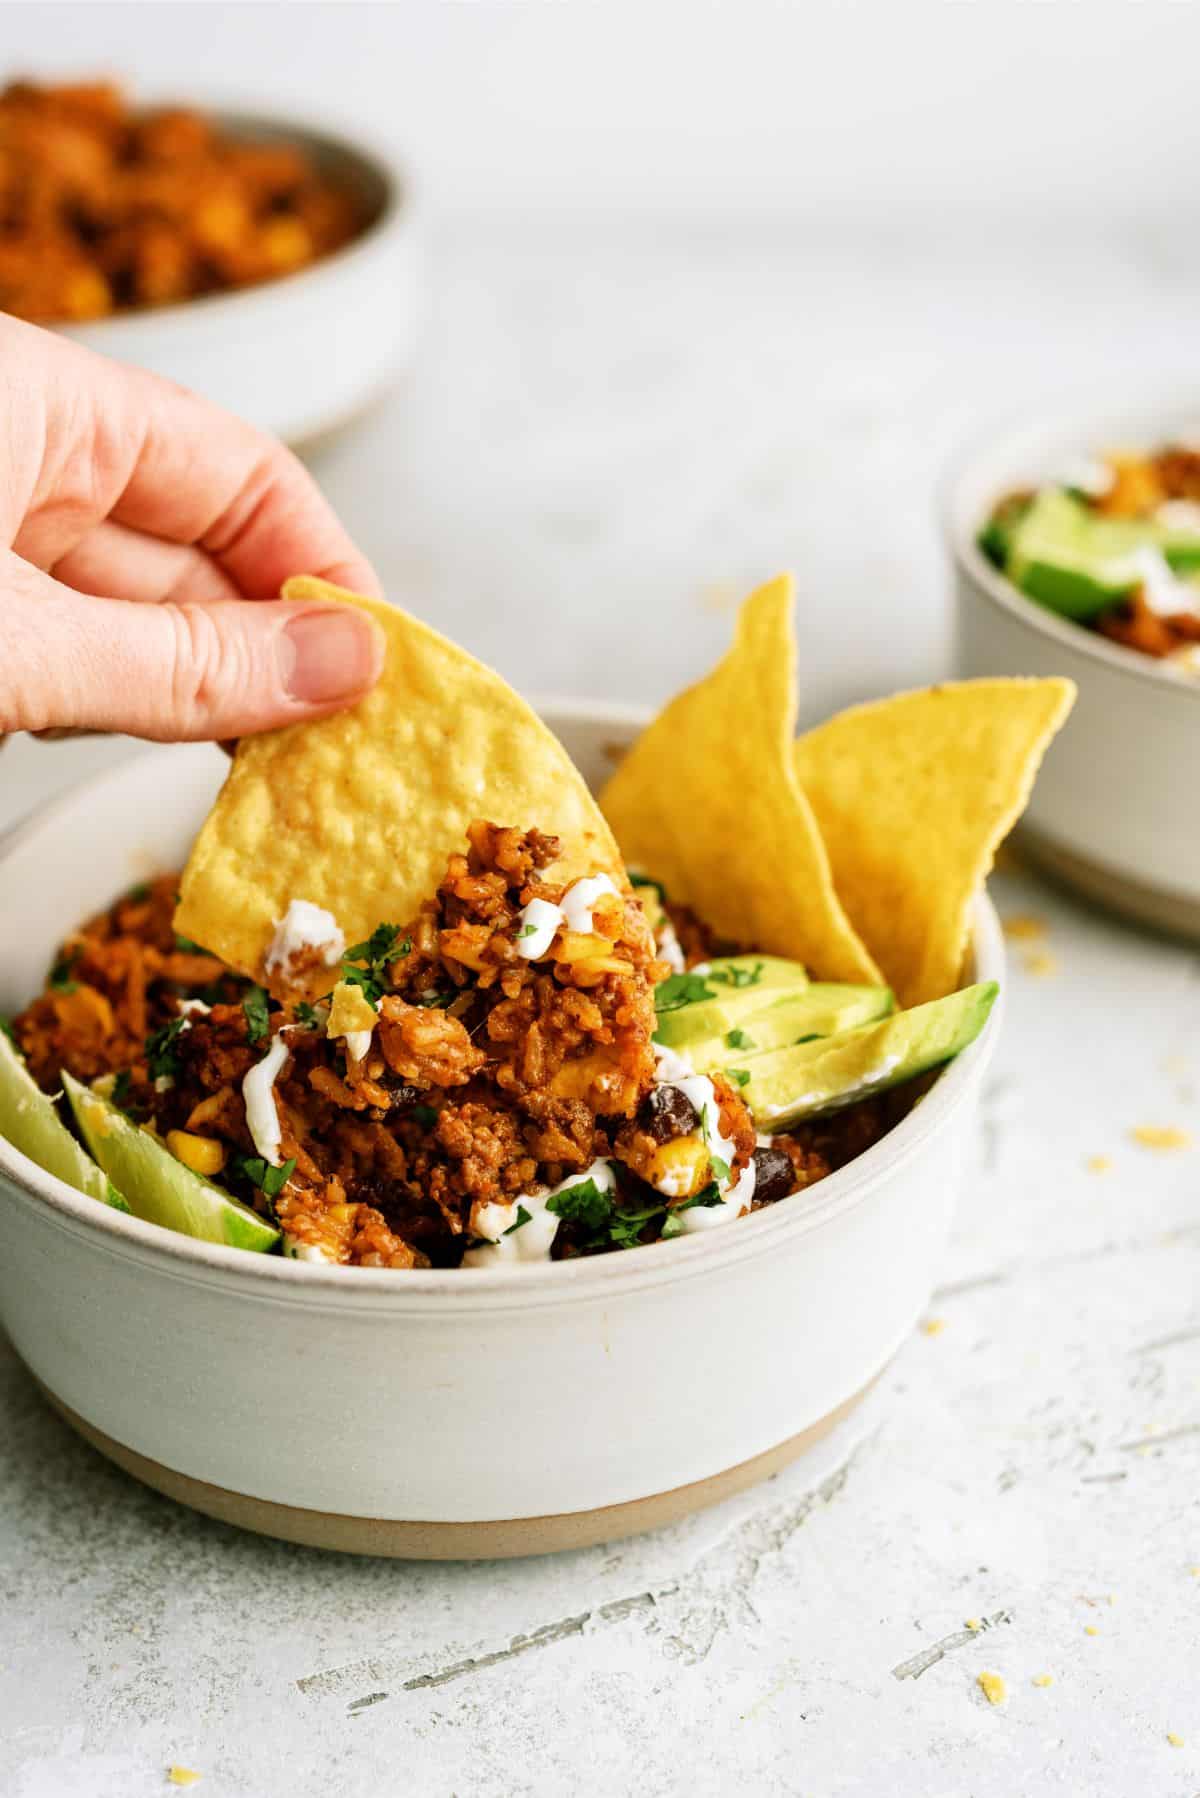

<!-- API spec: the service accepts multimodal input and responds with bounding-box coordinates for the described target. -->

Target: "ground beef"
[10,827,868,1269]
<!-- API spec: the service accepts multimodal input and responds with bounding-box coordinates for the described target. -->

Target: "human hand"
[0,316,386,740]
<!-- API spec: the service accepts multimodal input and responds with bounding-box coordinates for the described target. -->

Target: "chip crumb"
[1190,1565,1200,1577]
[1085,1153,1112,1175]
[168,1772,201,1789]
[1002,913,1047,941]
[1084,1625,1099,1636]
[965,1617,982,1631]
[1032,1673,1053,1688]
[1022,950,1059,977]
[1167,1732,1184,1748]
[921,1317,947,1336]
[1130,1124,1192,1151]
[977,1670,1006,1706]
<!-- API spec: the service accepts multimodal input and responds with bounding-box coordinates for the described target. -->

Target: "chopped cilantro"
[679,1181,724,1210]
[111,1069,133,1111]
[654,971,716,1014]
[519,923,539,939]
[414,990,455,1010]
[145,1016,187,1080]
[234,1154,296,1199]
[699,1104,731,1184]
[174,933,206,954]
[546,1175,615,1233]
[0,1015,15,1045]
[546,1165,696,1251]
[126,882,151,903]
[711,960,764,990]
[632,875,668,904]
[607,1201,667,1250]
[341,924,409,1004]
[723,1067,751,1089]
[294,1001,321,1028]
[410,1103,439,1127]
[242,986,271,1045]
[660,1210,684,1239]
[48,953,77,993]
[725,1027,755,1050]
[503,1204,533,1236]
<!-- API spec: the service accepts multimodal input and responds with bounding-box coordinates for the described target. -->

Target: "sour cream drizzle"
[1125,546,1200,618]
[242,1034,290,1166]
[649,1042,752,1225]
[462,1158,616,1267]
[514,874,620,960]
[265,900,345,979]
[677,1156,757,1232]
[657,918,686,974]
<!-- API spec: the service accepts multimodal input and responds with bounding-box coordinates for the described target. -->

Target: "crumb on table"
[977,1671,1006,1706]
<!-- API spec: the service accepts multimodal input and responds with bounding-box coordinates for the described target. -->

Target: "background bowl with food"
[948,403,1200,942]
[0,79,419,444]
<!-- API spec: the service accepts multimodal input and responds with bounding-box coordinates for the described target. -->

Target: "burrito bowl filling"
[4,830,929,1268]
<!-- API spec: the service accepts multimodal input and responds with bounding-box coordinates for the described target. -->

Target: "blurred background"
[4,0,1199,786]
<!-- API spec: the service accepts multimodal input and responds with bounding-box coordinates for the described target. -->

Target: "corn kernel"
[166,1130,226,1176]
[646,1134,710,1199]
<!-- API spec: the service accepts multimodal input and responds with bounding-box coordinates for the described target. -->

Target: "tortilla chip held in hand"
[175,579,622,988]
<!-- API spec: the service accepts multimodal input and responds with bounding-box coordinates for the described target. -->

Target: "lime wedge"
[0,1030,128,1211]
[62,1070,280,1252]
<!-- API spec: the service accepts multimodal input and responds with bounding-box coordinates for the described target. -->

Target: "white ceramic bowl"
[58,108,419,448]
[0,708,1003,1558]
[947,404,1200,940]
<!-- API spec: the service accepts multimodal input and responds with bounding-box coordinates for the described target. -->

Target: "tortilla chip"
[600,576,881,983]
[176,581,622,988]
[792,678,1075,1007]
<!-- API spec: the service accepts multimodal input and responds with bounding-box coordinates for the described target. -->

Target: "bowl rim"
[0,717,1004,1309]
[54,97,411,339]
[942,396,1200,702]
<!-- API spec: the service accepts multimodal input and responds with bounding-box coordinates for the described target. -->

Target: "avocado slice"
[744,982,998,1130]
[0,1031,129,1211]
[1006,488,1200,621]
[668,982,895,1075]
[63,1070,280,1252]
[654,955,810,1047]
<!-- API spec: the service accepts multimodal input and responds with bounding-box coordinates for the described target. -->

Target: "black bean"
[752,1145,795,1205]
[639,1083,700,1143]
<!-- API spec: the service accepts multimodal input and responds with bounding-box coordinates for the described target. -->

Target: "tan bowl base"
[35,1375,873,1560]
[1017,824,1200,945]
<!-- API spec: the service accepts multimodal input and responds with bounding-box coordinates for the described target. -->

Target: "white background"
[3,15,1200,1796]
[5,0,1200,231]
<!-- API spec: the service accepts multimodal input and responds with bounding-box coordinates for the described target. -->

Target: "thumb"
[1,555,385,741]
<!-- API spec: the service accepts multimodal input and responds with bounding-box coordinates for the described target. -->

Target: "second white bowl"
[947,405,1200,939]
[60,107,420,448]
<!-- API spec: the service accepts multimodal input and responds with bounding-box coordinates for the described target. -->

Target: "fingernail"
[282,609,382,705]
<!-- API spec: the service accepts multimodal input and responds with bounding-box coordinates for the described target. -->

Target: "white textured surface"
[3,228,1200,1795]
